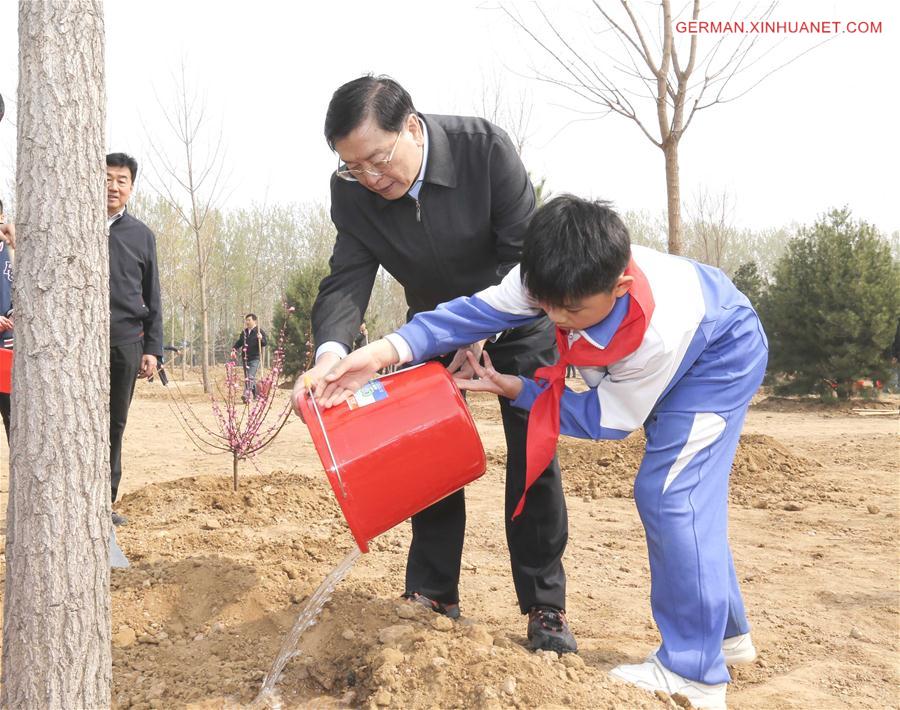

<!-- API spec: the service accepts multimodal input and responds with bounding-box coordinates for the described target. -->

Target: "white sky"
[0,0,898,235]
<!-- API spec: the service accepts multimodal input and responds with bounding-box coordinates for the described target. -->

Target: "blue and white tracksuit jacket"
[386,245,769,684]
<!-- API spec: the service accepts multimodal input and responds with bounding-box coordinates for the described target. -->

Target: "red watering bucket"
[297,362,486,553]
[0,348,11,394]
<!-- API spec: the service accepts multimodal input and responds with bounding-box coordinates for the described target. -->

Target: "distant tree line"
[132,194,410,378]
[628,203,899,399]
[139,187,898,399]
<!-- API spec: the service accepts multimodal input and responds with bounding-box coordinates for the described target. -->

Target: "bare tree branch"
[501,0,822,254]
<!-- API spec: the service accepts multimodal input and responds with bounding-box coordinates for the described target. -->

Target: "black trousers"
[110,341,142,503]
[0,392,9,442]
[404,319,569,614]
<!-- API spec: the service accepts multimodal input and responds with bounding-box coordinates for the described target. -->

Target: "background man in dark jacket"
[233,313,267,401]
[292,76,574,652]
[352,322,368,351]
[107,152,163,525]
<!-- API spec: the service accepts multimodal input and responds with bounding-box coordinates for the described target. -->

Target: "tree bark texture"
[2,1,110,707]
[664,140,683,255]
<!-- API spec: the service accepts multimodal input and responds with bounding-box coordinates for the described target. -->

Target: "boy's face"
[540,274,634,332]
[245,317,255,329]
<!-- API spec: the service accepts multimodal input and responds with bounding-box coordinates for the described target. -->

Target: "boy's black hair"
[520,194,631,307]
[324,75,416,151]
[245,313,257,321]
[106,152,138,182]
[0,198,3,214]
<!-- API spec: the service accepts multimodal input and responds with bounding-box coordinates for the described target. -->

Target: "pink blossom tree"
[168,308,294,490]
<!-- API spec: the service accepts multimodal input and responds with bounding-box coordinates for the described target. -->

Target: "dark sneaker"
[402,592,461,620]
[527,606,578,654]
[112,511,128,527]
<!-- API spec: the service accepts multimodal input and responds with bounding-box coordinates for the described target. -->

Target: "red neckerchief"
[513,258,656,519]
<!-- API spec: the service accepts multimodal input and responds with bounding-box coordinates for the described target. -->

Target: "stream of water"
[248,546,362,709]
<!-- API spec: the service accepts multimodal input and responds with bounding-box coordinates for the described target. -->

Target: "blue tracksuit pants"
[634,401,756,685]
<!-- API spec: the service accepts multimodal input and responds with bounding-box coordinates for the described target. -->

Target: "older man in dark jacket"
[107,152,163,525]
[293,76,575,653]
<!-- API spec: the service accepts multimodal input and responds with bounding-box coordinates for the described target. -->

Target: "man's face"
[539,275,634,332]
[106,165,133,217]
[245,317,255,330]
[334,114,424,201]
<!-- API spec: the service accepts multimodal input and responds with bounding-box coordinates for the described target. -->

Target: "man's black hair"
[106,152,138,183]
[520,194,631,307]
[324,75,416,150]
[245,313,257,321]
[0,199,4,215]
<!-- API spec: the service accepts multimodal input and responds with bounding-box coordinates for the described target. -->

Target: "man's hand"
[0,223,15,249]
[0,315,12,333]
[138,354,158,379]
[292,351,342,417]
[318,338,401,408]
[453,350,523,400]
[446,339,487,379]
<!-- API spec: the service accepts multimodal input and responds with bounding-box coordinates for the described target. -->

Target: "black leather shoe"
[527,606,577,654]
[112,511,128,526]
[402,592,461,620]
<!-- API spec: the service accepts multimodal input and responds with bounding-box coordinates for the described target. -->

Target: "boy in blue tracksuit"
[317,195,768,709]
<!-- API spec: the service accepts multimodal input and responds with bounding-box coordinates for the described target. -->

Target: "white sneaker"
[610,653,727,710]
[722,633,757,665]
[647,633,758,666]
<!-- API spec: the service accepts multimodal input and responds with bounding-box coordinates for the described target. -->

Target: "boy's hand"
[454,350,523,400]
[319,339,400,408]
[0,315,12,332]
[446,339,486,379]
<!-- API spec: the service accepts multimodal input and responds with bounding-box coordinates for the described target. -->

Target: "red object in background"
[297,362,486,553]
[0,348,11,394]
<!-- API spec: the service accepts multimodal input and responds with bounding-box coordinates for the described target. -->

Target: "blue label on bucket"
[347,380,388,410]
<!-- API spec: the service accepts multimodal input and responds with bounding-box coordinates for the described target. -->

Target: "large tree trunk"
[663,140,683,255]
[2,1,110,708]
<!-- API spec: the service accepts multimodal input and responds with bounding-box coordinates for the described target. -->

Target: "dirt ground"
[0,375,897,709]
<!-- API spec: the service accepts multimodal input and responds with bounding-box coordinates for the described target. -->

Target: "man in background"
[107,152,163,525]
[233,313,267,402]
[352,322,369,351]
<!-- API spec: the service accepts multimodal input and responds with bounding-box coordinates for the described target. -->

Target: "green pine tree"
[731,261,767,311]
[273,260,331,379]
[763,208,899,398]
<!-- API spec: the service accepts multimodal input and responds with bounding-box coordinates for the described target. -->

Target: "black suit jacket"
[109,211,163,356]
[312,113,555,373]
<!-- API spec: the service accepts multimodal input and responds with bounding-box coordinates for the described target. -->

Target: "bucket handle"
[306,389,348,498]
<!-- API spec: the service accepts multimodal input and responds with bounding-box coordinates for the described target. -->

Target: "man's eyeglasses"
[335,129,404,182]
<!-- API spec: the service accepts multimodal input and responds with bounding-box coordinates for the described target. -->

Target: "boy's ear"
[613,274,634,298]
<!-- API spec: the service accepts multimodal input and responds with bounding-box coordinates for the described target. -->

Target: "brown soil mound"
[491,432,822,511]
[107,471,660,709]
[753,395,898,414]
